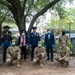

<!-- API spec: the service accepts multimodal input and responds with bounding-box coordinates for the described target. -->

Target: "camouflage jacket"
[34,46,46,58]
[59,35,71,46]
[6,46,21,58]
[57,46,70,59]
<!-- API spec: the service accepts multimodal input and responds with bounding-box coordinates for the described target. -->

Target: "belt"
[5,40,10,42]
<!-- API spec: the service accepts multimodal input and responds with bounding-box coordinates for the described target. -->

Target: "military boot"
[17,62,21,68]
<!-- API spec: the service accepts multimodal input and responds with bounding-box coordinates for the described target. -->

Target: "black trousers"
[21,46,27,60]
[46,46,54,61]
[31,46,37,61]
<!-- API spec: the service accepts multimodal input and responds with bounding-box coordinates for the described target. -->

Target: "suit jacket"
[29,32,40,46]
[45,33,55,47]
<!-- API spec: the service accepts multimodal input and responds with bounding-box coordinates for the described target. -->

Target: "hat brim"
[3,26,11,28]
[32,27,37,29]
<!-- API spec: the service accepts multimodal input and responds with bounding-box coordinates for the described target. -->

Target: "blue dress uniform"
[29,27,40,61]
[44,31,55,61]
[2,26,12,63]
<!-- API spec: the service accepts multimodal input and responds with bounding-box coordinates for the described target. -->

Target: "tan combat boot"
[17,62,21,68]
[40,64,44,68]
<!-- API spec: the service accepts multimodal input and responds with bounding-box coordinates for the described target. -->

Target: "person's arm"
[26,36,28,44]
[41,47,46,58]
[58,36,61,46]
[34,48,37,57]
[1,31,4,39]
[29,33,32,45]
[52,33,55,45]
[18,36,21,46]
[9,31,13,40]
[17,47,21,54]
[66,35,71,46]
[44,34,46,46]
[38,33,40,41]
[61,47,70,60]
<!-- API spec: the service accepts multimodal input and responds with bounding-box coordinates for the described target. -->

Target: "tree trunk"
[0,24,2,45]
[0,17,6,45]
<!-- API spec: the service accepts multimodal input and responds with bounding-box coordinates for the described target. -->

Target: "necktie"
[48,34,50,39]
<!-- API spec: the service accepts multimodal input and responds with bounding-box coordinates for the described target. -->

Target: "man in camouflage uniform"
[33,41,46,67]
[6,40,21,68]
[55,41,70,66]
[59,30,71,47]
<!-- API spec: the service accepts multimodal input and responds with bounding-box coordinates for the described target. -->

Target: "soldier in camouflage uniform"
[6,40,21,68]
[55,41,70,66]
[33,41,46,67]
[59,30,71,47]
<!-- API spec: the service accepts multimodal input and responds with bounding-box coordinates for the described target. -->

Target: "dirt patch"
[0,57,75,75]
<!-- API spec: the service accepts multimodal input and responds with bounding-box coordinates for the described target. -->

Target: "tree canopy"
[0,0,74,35]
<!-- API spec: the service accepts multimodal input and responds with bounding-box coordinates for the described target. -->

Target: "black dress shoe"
[3,61,6,63]
[51,60,54,62]
[45,59,50,61]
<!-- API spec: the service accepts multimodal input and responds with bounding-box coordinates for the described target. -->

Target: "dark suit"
[29,32,40,61]
[45,33,55,61]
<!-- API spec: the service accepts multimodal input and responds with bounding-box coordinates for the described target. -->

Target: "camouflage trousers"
[33,54,44,64]
[55,57,70,65]
[6,54,21,64]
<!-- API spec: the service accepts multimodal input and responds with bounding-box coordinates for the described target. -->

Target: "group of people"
[1,25,71,68]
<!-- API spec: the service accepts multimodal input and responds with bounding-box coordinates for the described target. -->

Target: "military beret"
[3,25,11,28]
[32,27,37,29]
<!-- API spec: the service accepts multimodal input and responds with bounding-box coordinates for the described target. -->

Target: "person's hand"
[1,35,3,38]
[29,44,32,47]
[59,58,62,61]
[44,45,46,48]
[19,45,22,47]
[52,44,55,48]
[36,57,39,61]
[26,45,28,49]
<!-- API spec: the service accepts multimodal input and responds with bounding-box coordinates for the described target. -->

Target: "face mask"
[38,44,42,46]
[48,31,51,33]
[22,33,25,35]
[12,42,15,45]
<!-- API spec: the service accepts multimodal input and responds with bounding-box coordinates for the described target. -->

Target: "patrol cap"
[3,25,11,29]
[32,27,37,30]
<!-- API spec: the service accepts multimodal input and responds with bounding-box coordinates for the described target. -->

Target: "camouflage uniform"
[6,46,21,67]
[55,46,70,65]
[33,46,46,67]
[59,35,70,47]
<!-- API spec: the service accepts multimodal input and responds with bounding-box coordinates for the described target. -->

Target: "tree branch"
[28,0,60,35]
[0,11,9,25]
[0,0,14,14]
[26,0,34,16]
[22,0,27,13]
